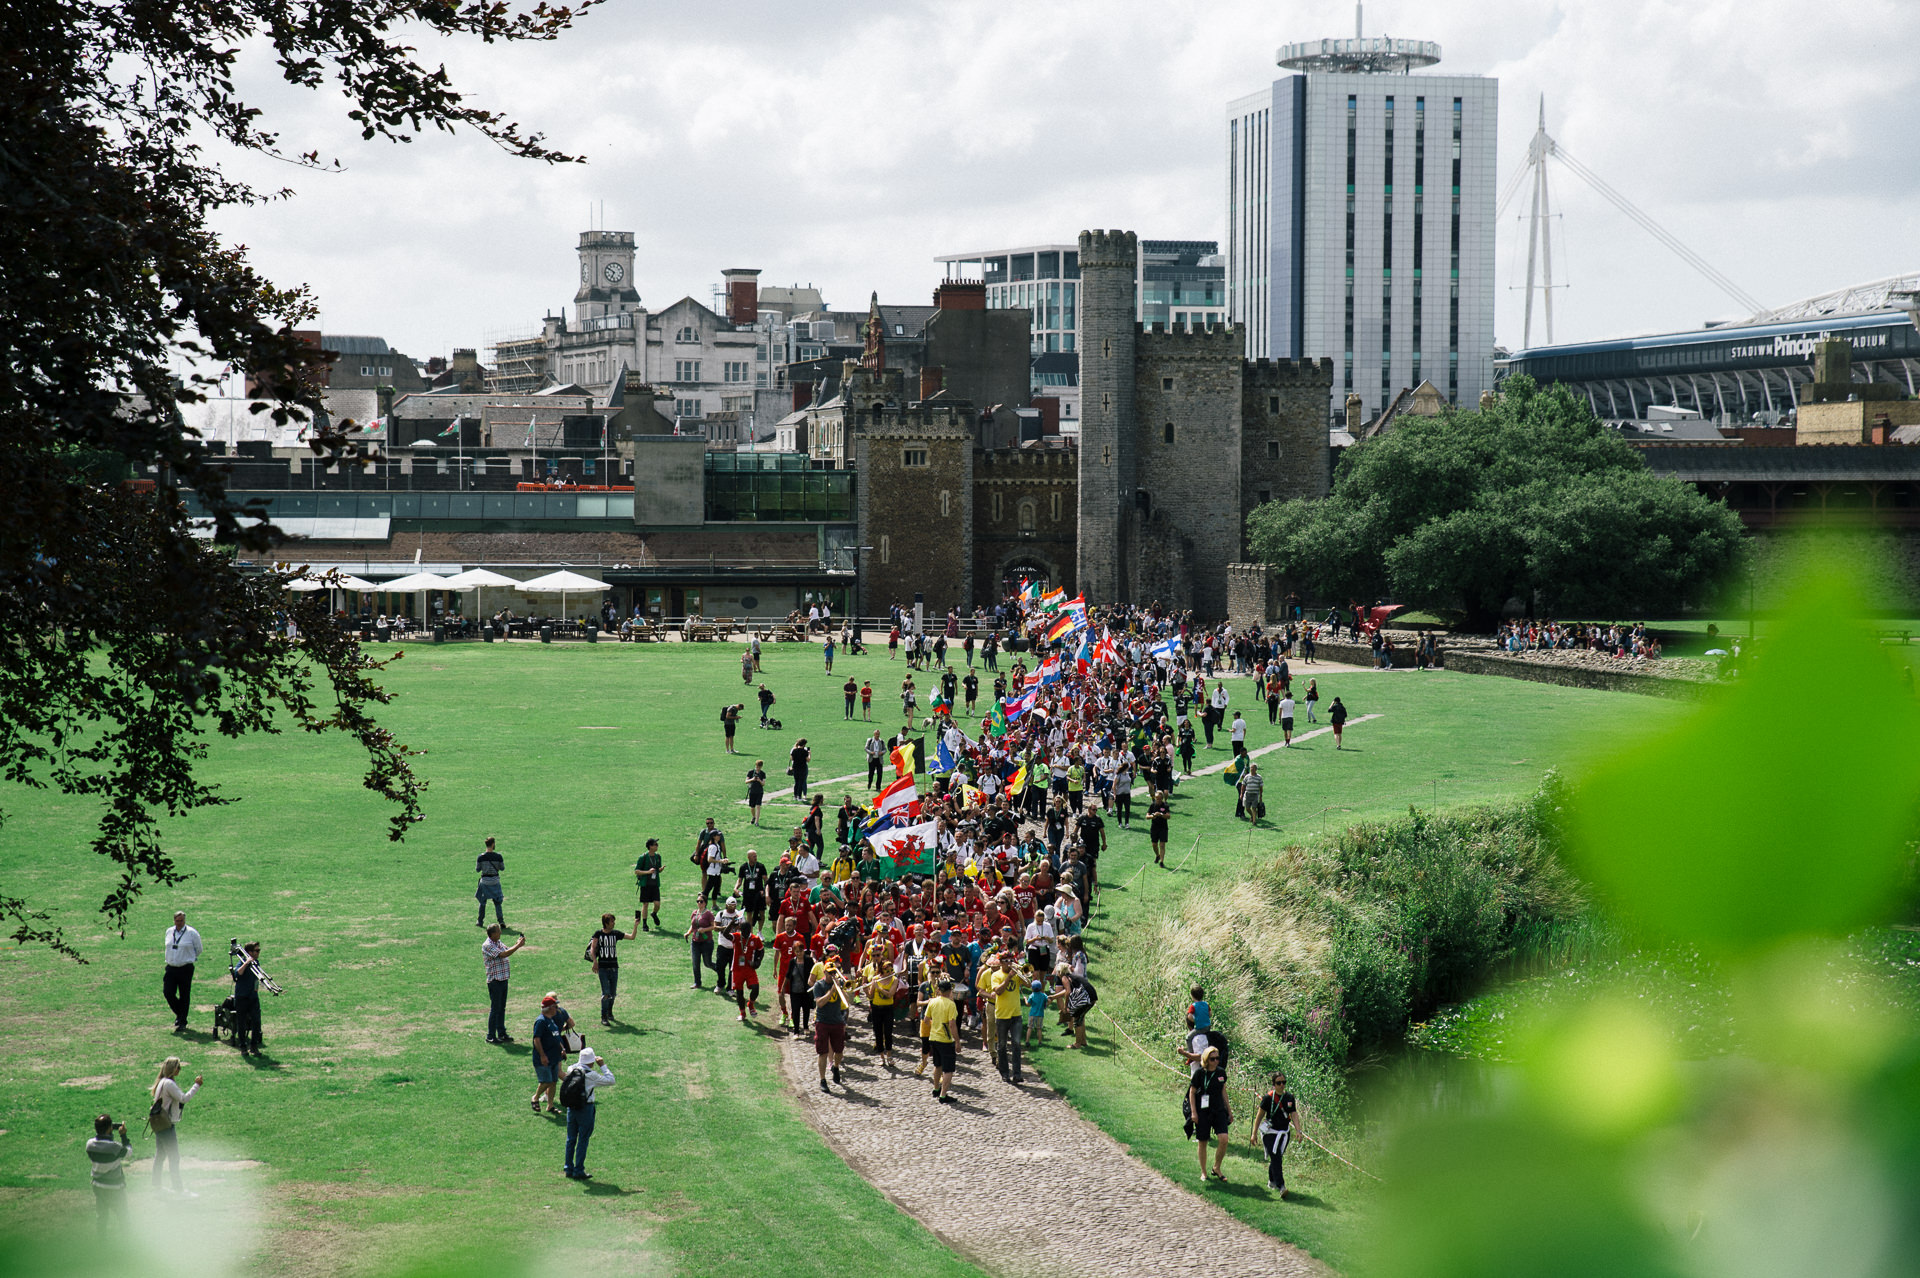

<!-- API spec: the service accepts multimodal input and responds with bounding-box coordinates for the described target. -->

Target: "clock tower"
[574,230,640,323]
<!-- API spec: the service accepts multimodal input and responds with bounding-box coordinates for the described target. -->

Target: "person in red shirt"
[771,916,804,1028]
[731,929,765,1021]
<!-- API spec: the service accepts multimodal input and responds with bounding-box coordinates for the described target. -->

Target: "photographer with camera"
[84,1114,134,1232]
[229,939,281,1057]
[559,1046,615,1180]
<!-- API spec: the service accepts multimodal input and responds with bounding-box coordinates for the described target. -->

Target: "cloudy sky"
[212,0,1920,365]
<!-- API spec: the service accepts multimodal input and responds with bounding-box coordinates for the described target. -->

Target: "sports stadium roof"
[1744,272,1920,325]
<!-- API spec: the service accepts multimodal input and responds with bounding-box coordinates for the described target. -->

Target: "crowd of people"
[100,584,1331,1218]
[1493,619,1665,659]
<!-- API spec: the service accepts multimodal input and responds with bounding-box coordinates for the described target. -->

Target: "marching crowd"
[94,584,1326,1226]
[1493,618,1665,659]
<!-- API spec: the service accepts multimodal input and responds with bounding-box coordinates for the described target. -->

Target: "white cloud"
[206,0,1920,363]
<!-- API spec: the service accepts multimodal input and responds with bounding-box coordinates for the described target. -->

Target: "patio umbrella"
[378,571,451,627]
[518,569,609,623]
[441,568,520,625]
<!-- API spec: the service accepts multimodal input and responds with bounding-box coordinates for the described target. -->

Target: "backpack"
[559,1066,590,1110]
[147,1092,174,1134]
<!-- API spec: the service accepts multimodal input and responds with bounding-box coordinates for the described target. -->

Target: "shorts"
[534,1064,557,1084]
[1281,718,1294,731]
[929,1040,957,1072]
[814,1021,847,1056]
[1196,1114,1231,1142]
[639,881,661,903]
[743,891,765,913]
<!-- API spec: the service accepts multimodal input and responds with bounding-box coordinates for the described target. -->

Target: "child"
[1025,975,1051,1046]
[1187,986,1212,1031]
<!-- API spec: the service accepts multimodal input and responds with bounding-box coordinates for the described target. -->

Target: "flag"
[889,740,917,778]
[868,819,940,877]
[438,415,463,437]
[1006,764,1027,796]
[1149,638,1182,662]
[877,774,920,822]
[1035,655,1063,684]
[1022,580,1042,603]
[1041,612,1078,644]
[1073,634,1093,677]
[986,700,1009,738]
[1224,755,1245,786]
[1017,577,1031,599]
[930,689,951,715]
[1005,688,1038,721]
[1095,632,1119,665]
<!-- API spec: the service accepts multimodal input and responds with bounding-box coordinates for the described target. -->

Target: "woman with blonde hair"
[148,1057,201,1194]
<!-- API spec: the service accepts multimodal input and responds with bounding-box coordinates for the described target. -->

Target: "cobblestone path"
[779,1027,1326,1278]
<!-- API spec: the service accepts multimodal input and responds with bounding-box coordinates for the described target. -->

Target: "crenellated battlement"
[1243,355,1337,387]
[1077,229,1138,270]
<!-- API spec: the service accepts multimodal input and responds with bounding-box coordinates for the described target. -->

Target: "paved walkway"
[779,1029,1325,1278]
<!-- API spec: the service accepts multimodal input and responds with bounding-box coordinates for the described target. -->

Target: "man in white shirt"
[794,846,822,887]
[162,912,202,1031]
[1278,694,1296,746]
[1229,711,1248,760]
[562,1046,616,1180]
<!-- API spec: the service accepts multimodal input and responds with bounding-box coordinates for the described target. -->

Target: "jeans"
[844,696,855,719]
[995,1015,1023,1079]
[691,939,713,986]
[163,963,194,1027]
[597,968,618,1021]
[476,884,504,925]
[565,1101,597,1174]
[152,1126,182,1190]
[487,979,509,1039]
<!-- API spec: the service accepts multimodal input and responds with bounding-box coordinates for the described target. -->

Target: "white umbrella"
[442,568,520,625]
[334,574,377,592]
[284,576,328,592]
[518,569,609,623]
[378,572,451,628]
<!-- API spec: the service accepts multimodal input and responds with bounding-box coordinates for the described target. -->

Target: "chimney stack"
[722,268,761,326]
[919,366,945,400]
[933,280,986,311]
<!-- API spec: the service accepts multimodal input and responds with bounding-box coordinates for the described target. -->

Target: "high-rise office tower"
[1227,17,1497,425]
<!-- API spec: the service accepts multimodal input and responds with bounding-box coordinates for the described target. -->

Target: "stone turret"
[1075,229,1139,604]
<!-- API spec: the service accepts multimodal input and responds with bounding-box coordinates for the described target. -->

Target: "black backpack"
[559,1066,590,1110]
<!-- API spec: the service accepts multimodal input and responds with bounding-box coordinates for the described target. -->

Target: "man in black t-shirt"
[633,839,664,931]
[962,670,979,717]
[588,912,637,1026]
[736,851,770,933]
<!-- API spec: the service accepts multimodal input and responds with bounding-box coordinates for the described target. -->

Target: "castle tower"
[1075,229,1139,604]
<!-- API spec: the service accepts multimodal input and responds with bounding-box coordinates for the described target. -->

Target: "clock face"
[580,259,589,283]
[603,261,625,284]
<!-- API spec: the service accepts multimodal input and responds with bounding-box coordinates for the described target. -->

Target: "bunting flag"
[868,819,940,878]
[889,740,917,778]
[876,774,920,822]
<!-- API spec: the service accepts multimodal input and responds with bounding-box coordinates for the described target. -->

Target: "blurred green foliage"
[1373,560,1920,1278]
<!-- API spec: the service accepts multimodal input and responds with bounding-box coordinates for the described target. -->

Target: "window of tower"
[1163,423,1175,444]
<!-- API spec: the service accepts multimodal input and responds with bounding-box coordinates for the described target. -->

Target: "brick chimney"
[934,280,987,311]
[919,366,945,400]
[722,268,761,325]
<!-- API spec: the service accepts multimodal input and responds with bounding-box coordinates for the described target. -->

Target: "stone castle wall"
[972,446,1078,602]
[1134,325,1244,619]
[854,405,974,617]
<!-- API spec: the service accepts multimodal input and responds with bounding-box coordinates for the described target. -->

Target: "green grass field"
[0,639,1686,1276]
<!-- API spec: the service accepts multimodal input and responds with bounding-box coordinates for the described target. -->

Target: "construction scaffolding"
[487,333,550,395]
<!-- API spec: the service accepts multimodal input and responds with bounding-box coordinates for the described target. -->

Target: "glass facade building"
[1228,61,1497,424]
[938,240,1227,355]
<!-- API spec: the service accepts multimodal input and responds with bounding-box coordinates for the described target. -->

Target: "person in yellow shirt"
[984,954,1029,1084]
[924,978,960,1104]
[863,958,899,1069]
[830,847,855,886]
